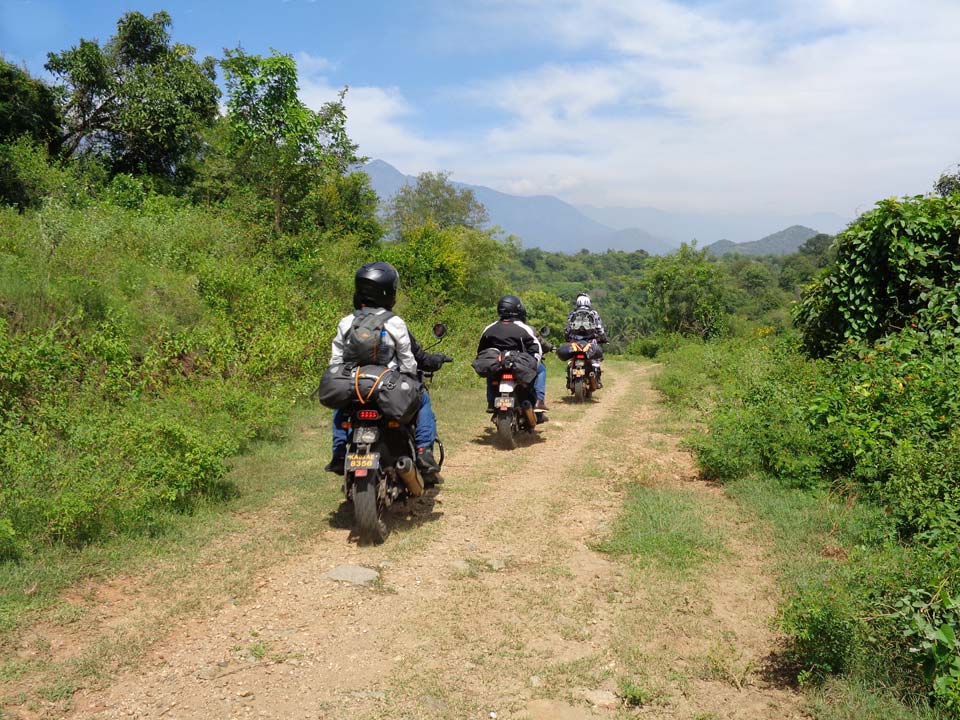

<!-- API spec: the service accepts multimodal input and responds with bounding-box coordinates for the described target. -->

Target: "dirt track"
[57,362,806,719]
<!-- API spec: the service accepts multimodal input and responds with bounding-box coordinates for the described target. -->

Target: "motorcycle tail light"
[387,420,401,428]
[357,410,381,420]
[501,373,515,380]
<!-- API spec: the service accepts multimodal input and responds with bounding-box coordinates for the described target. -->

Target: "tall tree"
[45,11,219,176]
[635,243,728,339]
[934,166,960,198]
[220,49,361,234]
[388,171,489,234]
[0,60,62,152]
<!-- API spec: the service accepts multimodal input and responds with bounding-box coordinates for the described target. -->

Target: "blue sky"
[2,0,959,217]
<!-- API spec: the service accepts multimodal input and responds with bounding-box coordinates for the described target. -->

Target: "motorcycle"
[564,339,602,403]
[490,365,541,449]
[344,324,452,543]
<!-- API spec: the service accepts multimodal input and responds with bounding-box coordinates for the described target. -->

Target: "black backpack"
[342,308,395,366]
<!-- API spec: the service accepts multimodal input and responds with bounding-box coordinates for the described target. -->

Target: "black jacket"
[477,319,543,361]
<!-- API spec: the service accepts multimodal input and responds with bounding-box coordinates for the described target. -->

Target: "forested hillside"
[3,8,960,720]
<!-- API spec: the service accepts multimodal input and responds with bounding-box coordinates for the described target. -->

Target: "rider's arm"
[387,316,418,375]
[593,312,609,342]
[477,322,498,355]
[329,314,352,365]
[515,321,543,363]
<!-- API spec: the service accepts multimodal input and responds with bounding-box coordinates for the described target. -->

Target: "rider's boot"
[417,447,442,486]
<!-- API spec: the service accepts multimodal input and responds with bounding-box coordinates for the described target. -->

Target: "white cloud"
[295,0,960,216]
[296,56,462,173]
[436,0,960,214]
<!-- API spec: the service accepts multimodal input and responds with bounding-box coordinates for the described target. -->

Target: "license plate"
[572,368,585,377]
[499,380,515,392]
[495,395,514,409]
[347,452,380,471]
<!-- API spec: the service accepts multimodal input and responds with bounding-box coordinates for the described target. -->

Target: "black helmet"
[354,261,399,309]
[497,294,527,321]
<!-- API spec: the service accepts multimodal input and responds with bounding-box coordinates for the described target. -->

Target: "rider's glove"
[420,352,449,371]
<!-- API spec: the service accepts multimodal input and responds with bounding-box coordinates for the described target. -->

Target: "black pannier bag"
[317,364,421,423]
[501,350,538,385]
[556,343,575,361]
[472,347,503,377]
[317,364,355,409]
[372,366,422,424]
[557,340,602,361]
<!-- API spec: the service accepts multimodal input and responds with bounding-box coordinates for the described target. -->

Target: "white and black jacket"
[477,319,543,363]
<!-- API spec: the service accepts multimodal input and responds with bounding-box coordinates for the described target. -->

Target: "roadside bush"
[782,586,863,681]
[0,199,350,553]
[657,333,960,711]
[796,195,960,357]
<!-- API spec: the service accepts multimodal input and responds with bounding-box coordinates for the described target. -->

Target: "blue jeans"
[534,361,547,402]
[331,387,436,457]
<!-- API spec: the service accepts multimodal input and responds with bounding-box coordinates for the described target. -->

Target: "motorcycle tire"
[353,471,388,544]
[495,412,516,449]
[573,378,586,403]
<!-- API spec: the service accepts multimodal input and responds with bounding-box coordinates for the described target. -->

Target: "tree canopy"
[0,60,62,152]
[219,49,361,233]
[388,171,489,234]
[45,10,219,176]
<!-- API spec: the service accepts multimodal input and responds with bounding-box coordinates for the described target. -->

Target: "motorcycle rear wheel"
[495,412,516,449]
[573,378,586,403]
[353,471,388,544]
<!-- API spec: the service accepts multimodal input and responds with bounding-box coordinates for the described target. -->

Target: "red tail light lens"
[357,410,381,420]
[501,373,515,380]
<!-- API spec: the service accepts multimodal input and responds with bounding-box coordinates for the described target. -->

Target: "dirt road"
[58,362,804,719]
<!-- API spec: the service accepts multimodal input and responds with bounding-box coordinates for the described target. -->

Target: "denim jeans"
[534,361,547,402]
[331,386,436,458]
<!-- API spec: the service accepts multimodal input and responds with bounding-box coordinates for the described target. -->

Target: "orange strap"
[354,367,392,405]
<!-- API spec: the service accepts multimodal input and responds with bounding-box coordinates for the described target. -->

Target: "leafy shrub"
[782,586,862,681]
[796,195,960,357]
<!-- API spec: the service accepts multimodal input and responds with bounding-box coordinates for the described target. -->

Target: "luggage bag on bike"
[317,364,421,423]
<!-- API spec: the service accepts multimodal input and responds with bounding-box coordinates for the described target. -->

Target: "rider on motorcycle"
[478,294,548,414]
[564,292,607,387]
[564,293,608,344]
[325,261,445,480]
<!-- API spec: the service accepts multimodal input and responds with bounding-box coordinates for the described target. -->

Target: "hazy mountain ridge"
[705,225,819,256]
[363,160,844,255]
[577,205,849,245]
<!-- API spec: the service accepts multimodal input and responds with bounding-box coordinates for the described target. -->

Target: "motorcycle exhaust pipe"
[521,401,538,428]
[396,456,423,497]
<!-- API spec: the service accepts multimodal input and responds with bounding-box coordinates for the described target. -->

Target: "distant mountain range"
[362,160,849,256]
[705,225,820,256]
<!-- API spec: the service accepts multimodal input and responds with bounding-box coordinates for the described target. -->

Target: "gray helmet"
[497,294,527,321]
[354,261,399,309]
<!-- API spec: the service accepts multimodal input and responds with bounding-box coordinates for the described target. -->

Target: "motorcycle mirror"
[540,325,551,336]
[432,323,448,339]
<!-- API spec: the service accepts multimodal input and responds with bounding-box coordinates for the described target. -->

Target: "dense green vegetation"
[3,9,960,718]
[655,193,960,716]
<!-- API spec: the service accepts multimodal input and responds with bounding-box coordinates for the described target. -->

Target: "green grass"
[810,678,945,720]
[652,338,952,719]
[598,485,724,572]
